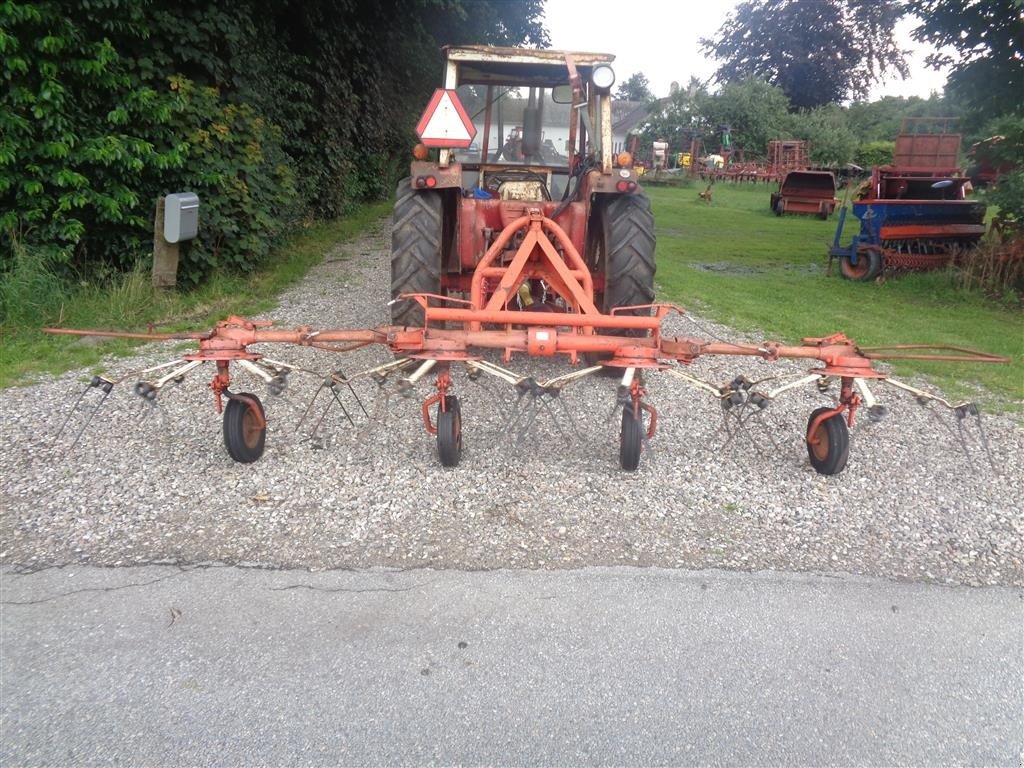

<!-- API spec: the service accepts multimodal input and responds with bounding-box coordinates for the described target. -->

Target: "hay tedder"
[46,48,1008,475]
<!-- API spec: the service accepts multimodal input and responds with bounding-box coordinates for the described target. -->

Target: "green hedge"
[0,0,546,304]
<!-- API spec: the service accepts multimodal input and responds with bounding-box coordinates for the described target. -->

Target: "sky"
[540,0,951,102]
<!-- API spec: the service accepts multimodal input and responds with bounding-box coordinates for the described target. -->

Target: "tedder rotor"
[44,47,1008,476]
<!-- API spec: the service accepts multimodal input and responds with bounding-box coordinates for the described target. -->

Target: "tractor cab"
[392,46,654,329]
[433,45,631,202]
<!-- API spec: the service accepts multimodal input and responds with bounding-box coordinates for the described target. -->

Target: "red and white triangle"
[415,89,477,148]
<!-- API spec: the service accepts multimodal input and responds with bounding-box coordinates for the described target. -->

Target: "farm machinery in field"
[830,118,988,281]
[45,49,1008,476]
[770,170,839,218]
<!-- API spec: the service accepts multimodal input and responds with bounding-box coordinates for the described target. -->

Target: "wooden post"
[152,196,179,288]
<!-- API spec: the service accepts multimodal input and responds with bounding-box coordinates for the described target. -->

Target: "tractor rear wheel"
[601,194,656,316]
[391,177,444,327]
[585,194,656,370]
[839,248,882,281]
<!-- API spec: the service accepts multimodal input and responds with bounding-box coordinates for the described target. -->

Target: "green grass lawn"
[648,183,1023,408]
[0,202,391,388]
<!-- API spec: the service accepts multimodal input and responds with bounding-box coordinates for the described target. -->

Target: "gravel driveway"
[2,218,1021,585]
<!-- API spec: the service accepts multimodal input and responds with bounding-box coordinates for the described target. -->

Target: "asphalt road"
[2,566,1021,766]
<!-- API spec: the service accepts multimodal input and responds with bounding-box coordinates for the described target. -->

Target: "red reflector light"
[627,181,637,191]
[616,180,629,192]
[425,176,437,188]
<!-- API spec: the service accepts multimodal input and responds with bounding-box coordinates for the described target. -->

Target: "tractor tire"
[839,248,882,282]
[599,194,657,321]
[390,177,443,327]
[584,194,656,370]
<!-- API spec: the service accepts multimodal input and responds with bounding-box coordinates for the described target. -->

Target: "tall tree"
[616,72,654,102]
[693,80,791,155]
[640,78,791,156]
[701,0,909,109]
[909,0,1024,121]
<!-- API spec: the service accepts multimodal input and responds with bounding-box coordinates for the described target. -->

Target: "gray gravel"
[1,218,1022,584]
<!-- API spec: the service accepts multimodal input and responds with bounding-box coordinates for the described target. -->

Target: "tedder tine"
[52,378,102,447]
[294,380,329,434]
[68,378,115,451]
[326,378,356,428]
[879,377,997,470]
[965,404,996,471]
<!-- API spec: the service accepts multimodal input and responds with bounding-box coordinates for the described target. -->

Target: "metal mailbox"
[163,192,200,243]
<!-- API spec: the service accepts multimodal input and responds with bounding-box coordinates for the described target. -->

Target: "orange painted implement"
[46,208,1007,475]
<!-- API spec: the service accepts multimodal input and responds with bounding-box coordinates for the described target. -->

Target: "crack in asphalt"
[1,571,186,605]
[267,582,426,594]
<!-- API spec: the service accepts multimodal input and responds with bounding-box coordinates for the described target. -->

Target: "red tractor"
[390,46,655,335]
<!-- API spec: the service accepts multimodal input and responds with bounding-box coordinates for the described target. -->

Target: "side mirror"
[551,84,573,104]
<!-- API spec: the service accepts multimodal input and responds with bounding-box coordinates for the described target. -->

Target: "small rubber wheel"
[620,406,643,471]
[436,395,462,467]
[839,249,882,281]
[769,193,780,212]
[223,394,266,463]
[818,202,830,220]
[806,407,850,475]
[774,198,785,216]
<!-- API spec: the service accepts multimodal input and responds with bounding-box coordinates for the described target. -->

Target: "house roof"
[612,100,655,134]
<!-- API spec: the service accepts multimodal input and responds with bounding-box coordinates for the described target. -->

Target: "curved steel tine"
[928,403,975,469]
[344,380,369,419]
[731,398,771,456]
[540,395,572,444]
[294,381,328,434]
[503,390,531,435]
[749,409,783,455]
[51,381,97,446]
[512,399,538,446]
[68,380,115,451]
[969,406,996,470]
[554,392,584,441]
[326,383,355,427]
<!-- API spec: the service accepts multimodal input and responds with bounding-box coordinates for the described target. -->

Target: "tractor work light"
[616,151,633,167]
[591,65,615,90]
[413,143,429,160]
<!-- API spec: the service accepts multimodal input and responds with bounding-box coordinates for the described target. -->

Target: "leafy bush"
[854,140,895,168]
[989,170,1024,229]
[786,105,858,166]
[0,1,180,273]
[0,0,549,304]
[162,77,298,284]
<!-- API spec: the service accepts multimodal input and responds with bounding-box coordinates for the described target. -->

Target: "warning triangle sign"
[415,89,477,148]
